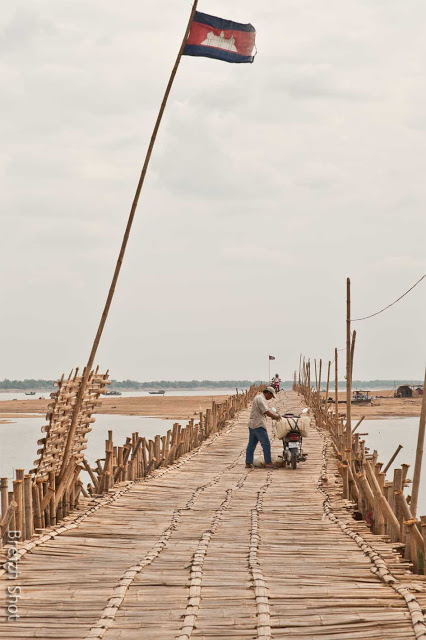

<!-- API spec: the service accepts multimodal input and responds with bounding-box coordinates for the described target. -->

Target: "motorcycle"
[271,379,280,393]
[279,411,309,469]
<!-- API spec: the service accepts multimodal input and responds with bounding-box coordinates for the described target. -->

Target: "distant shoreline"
[0,379,422,393]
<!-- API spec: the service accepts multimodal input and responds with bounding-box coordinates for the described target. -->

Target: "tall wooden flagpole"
[59,0,199,480]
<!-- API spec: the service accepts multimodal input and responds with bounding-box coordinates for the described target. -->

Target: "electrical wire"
[351,274,426,322]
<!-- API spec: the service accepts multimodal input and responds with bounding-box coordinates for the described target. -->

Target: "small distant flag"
[184,12,256,64]
[269,355,276,361]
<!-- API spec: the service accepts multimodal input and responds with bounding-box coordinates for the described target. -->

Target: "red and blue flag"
[184,12,256,64]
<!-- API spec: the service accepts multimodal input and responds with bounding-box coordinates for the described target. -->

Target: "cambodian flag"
[184,12,256,64]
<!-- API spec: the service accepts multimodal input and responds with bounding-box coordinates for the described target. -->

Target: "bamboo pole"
[32,483,43,532]
[421,516,426,576]
[335,349,338,422]
[345,278,352,472]
[364,461,401,539]
[383,444,403,475]
[376,472,386,535]
[351,416,365,434]
[15,469,26,537]
[24,475,33,540]
[0,478,8,520]
[393,468,403,539]
[13,479,24,539]
[356,473,375,512]
[82,458,99,493]
[401,463,410,487]
[395,492,425,555]
[8,490,16,532]
[325,360,331,407]
[410,368,426,518]
[350,329,356,381]
[59,0,200,481]
[0,501,18,541]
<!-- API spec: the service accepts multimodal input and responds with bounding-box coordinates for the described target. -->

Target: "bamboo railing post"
[364,461,401,539]
[56,477,63,522]
[401,463,410,488]
[117,447,124,482]
[0,501,18,546]
[393,468,403,538]
[24,475,33,540]
[376,472,386,535]
[47,471,55,525]
[421,516,426,575]
[395,492,425,556]
[0,477,8,521]
[101,439,113,493]
[8,490,16,533]
[42,481,50,527]
[141,438,147,477]
[410,368,426,518]
[0,479,9,545]
[33,482,43,532]
[325,359,331,411]
[122,438,132,479]
[14,470,25,539]
[357,473,375,515]
[152,435,160,467]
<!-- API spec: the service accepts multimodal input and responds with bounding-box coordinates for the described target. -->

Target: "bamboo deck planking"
[1,391,425,639]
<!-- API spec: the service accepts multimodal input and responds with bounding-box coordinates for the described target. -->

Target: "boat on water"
[149,390,166,395]
[102,390,122,396]
[351,390,372,405]
[25,391,36,396]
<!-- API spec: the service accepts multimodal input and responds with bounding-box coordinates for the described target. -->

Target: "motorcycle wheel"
[291,450,297,469]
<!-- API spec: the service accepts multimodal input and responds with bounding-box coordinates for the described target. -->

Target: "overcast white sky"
[1,0,425,382]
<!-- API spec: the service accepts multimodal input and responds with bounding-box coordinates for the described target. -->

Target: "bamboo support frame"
[297,352,425,576]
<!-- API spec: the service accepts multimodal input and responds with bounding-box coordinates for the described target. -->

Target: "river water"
[0,389,235,480]
[0,414,178,479]
[359,416,426,516]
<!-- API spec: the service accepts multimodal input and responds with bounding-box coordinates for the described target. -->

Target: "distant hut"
[396,385,413,398]
[414,387,424,397]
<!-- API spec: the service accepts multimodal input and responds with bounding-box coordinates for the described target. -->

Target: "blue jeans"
[246,427,272,465]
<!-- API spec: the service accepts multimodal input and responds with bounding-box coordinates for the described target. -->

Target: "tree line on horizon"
[0,378,423,391]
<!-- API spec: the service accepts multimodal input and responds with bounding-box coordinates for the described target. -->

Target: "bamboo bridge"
[1,387,426,640]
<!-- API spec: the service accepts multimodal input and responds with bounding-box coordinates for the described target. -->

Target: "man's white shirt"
[248,393,270,430]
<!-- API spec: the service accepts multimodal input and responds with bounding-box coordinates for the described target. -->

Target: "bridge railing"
[296,378,426,576]
[0,384,261,548]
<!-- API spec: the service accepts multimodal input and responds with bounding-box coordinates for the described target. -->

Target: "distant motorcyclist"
[271,373,281,393]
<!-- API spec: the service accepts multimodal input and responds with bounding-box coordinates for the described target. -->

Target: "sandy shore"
[0,390,422,421]
[0,394,231,421]
[322,391,422,420]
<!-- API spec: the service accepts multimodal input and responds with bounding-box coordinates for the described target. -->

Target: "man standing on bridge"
[246,386,281,468]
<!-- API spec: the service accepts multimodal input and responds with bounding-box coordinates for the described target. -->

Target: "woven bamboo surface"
[1,391,425,639]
